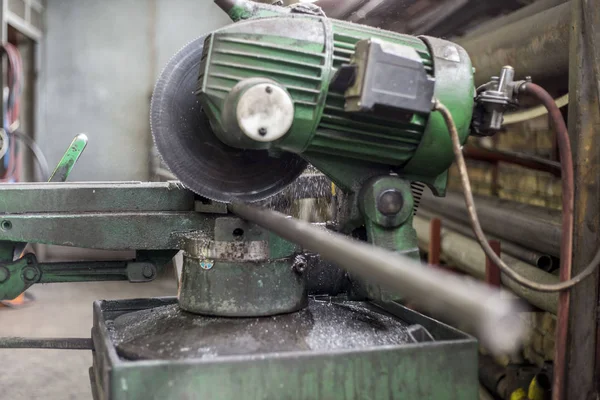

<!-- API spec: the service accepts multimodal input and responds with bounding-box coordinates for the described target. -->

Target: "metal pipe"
[413,215,559,314]
[457,3,571,86]
[230,202,524,354]
[0,337,93,350]
[420,192,561,257]
[463,0,569,37]
[313,0,366,19]
[479,354,509,399]
[418,210,556,271]
[463,146,561,177]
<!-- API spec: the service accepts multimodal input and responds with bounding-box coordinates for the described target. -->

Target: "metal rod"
[420,191,561,257]
[229,202,524,354]
[0,337,93,350]
[463,146,561,177]
[418,209,556,271]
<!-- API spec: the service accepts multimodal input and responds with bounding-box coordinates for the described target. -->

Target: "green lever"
[48,133,88,182]
[13,134,88,259]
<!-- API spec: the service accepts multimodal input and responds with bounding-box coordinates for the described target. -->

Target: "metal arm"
[0,250,171,301]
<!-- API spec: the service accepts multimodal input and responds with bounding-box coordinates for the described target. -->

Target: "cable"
[503,93,569,125]
[7,130,50,182]
[0,43,24,181]
[435,88,600,293]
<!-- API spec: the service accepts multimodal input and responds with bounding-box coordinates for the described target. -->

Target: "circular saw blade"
[150,36,307,203]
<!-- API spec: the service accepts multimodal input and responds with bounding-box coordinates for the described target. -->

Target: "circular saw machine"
[152,0,476,300]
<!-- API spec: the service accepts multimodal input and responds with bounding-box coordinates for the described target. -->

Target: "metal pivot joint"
[358,176,420,302]
[0,251,162,301]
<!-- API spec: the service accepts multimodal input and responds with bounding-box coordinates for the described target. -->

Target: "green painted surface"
[179,256,306,316]
[358,177,420,301]
[227,2,288,23]
[48,133,88,183]
[0,251,174,300]
[197,13,475,197]
[0,256,30,300]
[93,298,479,400]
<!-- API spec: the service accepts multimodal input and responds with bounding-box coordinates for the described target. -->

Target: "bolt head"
[377,190,404,216]
[23,267,37,282]
[142,265,155,279]
[0,266,9,283]
[292,256,307,274]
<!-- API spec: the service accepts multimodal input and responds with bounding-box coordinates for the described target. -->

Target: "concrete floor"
[0,278,177,400]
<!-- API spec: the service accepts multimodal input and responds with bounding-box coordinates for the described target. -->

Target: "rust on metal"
[561,1,600,399]
[485,240,502,287]
[463,146,561,177]
[428,218,442,266]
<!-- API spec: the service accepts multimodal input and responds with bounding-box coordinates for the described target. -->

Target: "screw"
[1,220,12,231]
[22,267,37,282]
[292,255,307,274]
[265,86,273,94]
[258,127,268,137]
[377,190,404,216]
[0,266,9,283]
[142,265,155,279]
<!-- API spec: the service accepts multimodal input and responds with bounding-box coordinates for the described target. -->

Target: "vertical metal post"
[428,218,442,266]
[0,0,6,133]
[485,240,501,287]
[560,0,600,399]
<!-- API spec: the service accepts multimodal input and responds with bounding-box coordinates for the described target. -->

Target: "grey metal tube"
[420,192,561,256]
[413,215,559,314]
[457,3,570,86]
[0,337,94,350]
[313,0,366,19]
[418,210,555,271]
[463,0,569,37]
[230,202,524,354]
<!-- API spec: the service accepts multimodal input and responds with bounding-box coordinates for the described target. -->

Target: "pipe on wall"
[418,209,556,271]
[419,192,561,257]
[414,215,559,314]
[457,3,570,86]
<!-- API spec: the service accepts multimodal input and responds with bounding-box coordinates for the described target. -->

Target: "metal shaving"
[108,299,413,361]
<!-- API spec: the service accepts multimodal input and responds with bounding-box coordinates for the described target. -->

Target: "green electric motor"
[149,0,477,297]
[201,1,473,196]
[152,0,475,203]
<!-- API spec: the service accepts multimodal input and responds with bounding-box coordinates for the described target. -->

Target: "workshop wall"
[447,115,562,210]
[37,0,230,182]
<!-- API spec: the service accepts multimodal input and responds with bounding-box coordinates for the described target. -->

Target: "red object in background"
[485,240,502,287]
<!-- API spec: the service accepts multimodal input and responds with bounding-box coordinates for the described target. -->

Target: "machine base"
[90,297,478,399]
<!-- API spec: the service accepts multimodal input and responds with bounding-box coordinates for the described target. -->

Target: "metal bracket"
[0,253,162,301]
[473,66,531,136]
